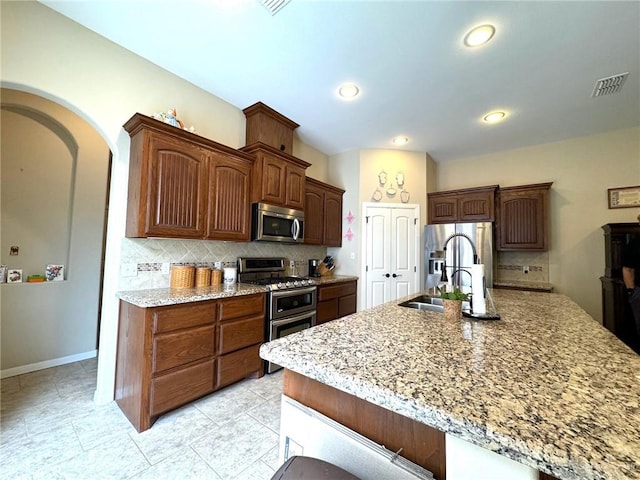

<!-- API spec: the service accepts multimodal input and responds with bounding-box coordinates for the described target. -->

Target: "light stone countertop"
[116,284,268,307]
[116,276,358,308]
[259,289,640,480]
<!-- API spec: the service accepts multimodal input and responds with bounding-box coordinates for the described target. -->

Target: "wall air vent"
[591,72,629,97]
[258,0,291,16]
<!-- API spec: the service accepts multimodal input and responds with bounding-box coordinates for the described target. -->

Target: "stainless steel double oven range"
[237,257,317,373]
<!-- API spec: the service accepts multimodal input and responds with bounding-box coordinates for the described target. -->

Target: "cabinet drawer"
[219,315,264,355]
[150,359,215,415]
[217,344,262,389]
[153,301,216,334]
[318,281,356,301]
[152,325,215,374]
[219,294,265,321]
[338,294,357,317]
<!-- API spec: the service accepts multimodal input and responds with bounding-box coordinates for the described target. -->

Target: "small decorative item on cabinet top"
[45,265,64,282]
[151,108,197,133]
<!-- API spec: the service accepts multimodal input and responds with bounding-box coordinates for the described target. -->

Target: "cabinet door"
[428,193,458,224]
[323,190,343,247]
[145,134,207,238]
[304,183,324,245]
[285,164,306,209]
[259,154,287,205]
[497,184,550,251]
[206,153,252,241]
[458,190,494,222]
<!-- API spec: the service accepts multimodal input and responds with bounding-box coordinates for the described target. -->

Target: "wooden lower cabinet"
[116,293,265,432]
[217,344,263,389]
[316,280,357,325]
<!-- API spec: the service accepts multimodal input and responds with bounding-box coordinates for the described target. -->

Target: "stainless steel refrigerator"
[424,222,494,291]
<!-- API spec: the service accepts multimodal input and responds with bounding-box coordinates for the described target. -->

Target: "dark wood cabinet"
[206,152,252,241]
[241,143,310,210]
[305,177,345,247]
[316,280,357,325]
[115,293,265,432]
[243,101,299,155]
[428,185,497,224]
[123,113,255,241]
[496,183,552,251]
[600,223,640,354]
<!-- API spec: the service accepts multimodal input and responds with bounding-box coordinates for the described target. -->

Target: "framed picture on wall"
[608,185,640,209]
[7,269,23,283]
[46,264,65,281]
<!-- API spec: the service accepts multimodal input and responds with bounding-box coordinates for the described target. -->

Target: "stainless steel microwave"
[252,202,304,243]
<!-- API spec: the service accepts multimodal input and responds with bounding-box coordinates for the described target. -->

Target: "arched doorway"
[1,88,111,381]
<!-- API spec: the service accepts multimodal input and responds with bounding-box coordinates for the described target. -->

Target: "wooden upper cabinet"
[127,130,207,238]
[428,185,497,224]
[305,177,344,247]
[243,102,299,155]
[324,189,344,246]
[241,143,310,210]
[124,113,255,240]
[285,164,306,210]
[428,193,458,224]
[206,152,252,241]
[304,180,324,245]
[496,182,552,251]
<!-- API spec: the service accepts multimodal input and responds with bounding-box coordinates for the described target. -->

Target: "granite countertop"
[260,289,640,480]
[116,284,268,307]
[493,280,553,292]
[116,275,358,308]
[313,274,359,285]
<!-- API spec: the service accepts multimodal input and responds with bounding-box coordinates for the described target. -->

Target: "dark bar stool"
[271,456,361,480]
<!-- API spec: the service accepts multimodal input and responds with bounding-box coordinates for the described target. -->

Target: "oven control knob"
[293,280,300,286]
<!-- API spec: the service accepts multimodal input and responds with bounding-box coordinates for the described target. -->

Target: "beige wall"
[436,127,640,321]
[1,89,109,372]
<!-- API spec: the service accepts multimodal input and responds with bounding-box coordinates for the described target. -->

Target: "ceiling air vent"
[258,0,291,15]
[591,72,629,97]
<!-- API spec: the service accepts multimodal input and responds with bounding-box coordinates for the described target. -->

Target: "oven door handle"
[271,286,317,298]
[271,311,317,327]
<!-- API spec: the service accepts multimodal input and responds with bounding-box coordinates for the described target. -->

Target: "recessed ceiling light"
[464,24,495,47]
[338,83,360,99]
[483,111,506,123]
[392,136,409,146]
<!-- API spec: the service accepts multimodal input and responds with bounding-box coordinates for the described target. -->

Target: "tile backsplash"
[119,238,327,290]
[495,250,549,283]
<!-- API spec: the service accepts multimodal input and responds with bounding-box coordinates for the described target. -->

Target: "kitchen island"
[259,289,640,480]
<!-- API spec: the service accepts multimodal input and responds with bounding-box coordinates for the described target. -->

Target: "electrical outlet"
[161,262,170,274]
[522,266,530,274]
[214,261,222,269]
[289,260,295,269]
[350,252,356,260]
[122,263,138,277]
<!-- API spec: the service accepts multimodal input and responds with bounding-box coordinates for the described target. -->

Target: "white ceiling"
[41,0,640,162]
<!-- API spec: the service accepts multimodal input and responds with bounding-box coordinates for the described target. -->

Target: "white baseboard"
[0,350,97,379]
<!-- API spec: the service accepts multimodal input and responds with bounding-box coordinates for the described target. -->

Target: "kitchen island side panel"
[283,369,446,479]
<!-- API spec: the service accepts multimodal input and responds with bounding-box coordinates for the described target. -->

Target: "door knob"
[393,274,402,278]
[384,273,390,278]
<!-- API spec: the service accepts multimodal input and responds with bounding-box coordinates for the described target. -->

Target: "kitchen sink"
[398,295,446,313]
[398,293,499,320]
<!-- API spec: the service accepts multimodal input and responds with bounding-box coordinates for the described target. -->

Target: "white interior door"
[364,203,420,308]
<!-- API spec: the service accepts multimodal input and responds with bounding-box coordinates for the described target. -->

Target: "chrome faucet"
[440,233,479,284]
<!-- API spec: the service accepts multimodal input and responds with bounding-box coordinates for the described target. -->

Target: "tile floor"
[0,358,285,479]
